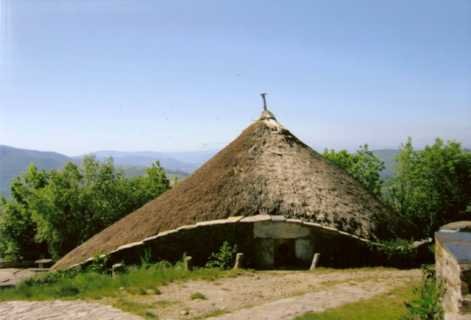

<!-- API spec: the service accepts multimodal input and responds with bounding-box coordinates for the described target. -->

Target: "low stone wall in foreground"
[436,222,471,320]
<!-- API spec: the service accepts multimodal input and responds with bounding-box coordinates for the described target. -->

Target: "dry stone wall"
[73,215,430,271]
[436,228,471,319]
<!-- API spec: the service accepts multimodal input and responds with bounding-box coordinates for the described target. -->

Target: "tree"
[384,138,471,239]
[323,145,385,196]
[0,157,170,261]
[0,165,49,261]
[130,162,171,208]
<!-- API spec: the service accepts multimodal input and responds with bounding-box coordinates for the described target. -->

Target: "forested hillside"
[0,146,70,195]
[0,146,190,196]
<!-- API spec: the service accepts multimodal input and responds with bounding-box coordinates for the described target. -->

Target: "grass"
[192,309,228,319]
[294,282,419,320]
[112,297,158,320]
[190,292,208,300]
[0,265,420,320]
[0,261,241,302]
[0,261,242,320]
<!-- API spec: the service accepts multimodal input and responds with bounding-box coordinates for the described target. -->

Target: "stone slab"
[254,221,310,239]
[116,241,144,252]
[255,239,274,268]
[441,221,471,233]
[240,215,272,223]
[295,239,314,262]
[437,232,471,264]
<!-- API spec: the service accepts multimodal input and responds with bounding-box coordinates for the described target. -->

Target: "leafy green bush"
[87,255,109,273]
[324,139,471,240]
[0,157,170,261]
[402,266,444,320]
[206,241,238,269]
[376,239,416,258]
[140,248,153,268]
[323,145,385,196]
[384,138,471,239]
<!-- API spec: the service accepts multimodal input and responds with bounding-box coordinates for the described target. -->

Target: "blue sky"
[0,0,470,156]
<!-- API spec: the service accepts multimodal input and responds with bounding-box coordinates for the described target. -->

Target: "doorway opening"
[274,239,304,269]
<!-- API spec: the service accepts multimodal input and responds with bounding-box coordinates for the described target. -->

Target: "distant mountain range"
[0,145,213,196]
[1,145,468,197]
[0,145,71,195]
[86,150,214,173]
[371,149,398,177]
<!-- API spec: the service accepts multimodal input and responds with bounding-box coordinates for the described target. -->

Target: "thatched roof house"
[54,109,396,270]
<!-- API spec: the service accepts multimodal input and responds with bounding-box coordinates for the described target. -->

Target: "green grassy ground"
[0,262,242,319]
[0,265,420,320]
[294,283,418,320]
[0,262,239,302]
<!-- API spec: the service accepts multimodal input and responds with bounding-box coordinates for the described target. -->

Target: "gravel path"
[0,301,141,320]
[145,268,420,320]
[0,268,420,320]
[207,277,408,320]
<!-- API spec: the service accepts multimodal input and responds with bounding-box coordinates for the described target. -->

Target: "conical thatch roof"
[54,110,395,270]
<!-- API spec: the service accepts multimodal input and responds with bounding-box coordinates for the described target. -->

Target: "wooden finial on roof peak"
[260,93,268,111]
[259,93,277,121]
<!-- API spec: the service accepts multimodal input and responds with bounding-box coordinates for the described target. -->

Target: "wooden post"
[112,263,125,278]
[233,253,244,269]
[310,253,320,271]
[260,93,268,111]
[184,256,193,271]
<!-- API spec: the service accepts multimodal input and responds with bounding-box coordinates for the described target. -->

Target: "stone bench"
[34,259,53,269]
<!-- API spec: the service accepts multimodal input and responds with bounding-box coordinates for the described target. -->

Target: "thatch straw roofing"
[54,110,395,270]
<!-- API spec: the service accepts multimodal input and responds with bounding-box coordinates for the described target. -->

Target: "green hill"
[0,146,190,196]
[0,145,70,195]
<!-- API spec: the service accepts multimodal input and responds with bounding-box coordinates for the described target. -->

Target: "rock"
[184,256,193,271]
[233,253,245,269]
[310,253,320,271]
[34,258,53,269]
[441,221,471,233]
[254,221,310,239]
[112,263,126,278]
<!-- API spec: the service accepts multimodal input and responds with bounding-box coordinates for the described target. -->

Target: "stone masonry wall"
[436,231,471,319]
[75,215,428,271]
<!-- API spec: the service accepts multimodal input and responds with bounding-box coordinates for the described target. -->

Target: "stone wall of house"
[436,227,471,320]
[75,215,430,271]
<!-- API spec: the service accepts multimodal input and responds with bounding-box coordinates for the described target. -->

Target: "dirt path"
[207,274,412,320]
[0,269,46,289]
[0,300,141,320]
[0,268,420,320]
[129,268,420,320]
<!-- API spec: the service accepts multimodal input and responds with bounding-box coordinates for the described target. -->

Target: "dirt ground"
[0,268,421,320]
[122,268,421,320]
[0,269,47,289]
